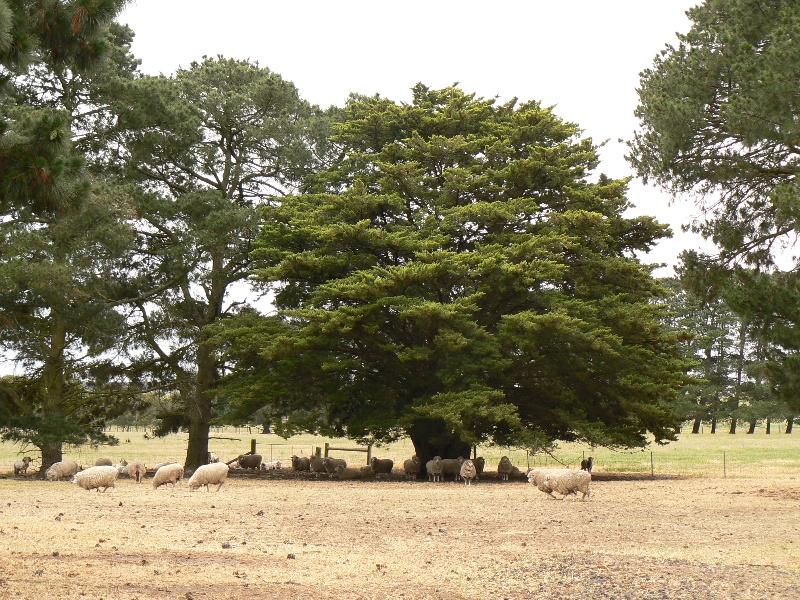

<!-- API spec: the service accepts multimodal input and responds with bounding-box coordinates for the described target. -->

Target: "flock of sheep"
[11,451,595,500]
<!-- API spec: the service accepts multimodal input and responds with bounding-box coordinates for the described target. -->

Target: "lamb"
[188,462,229,492]
[291,456,310,471]
[94,457,113,466]
[237,454,262,470]
[497,456,515,481]
[14,456,32,476]
[323,457,347,476]
[45,460,80,481]
[581,456,594,473]
[440,457,465,481]
[403,455,422,480]
[542,469,592,501]
[125,460,147,483]
[426,456,443,482]
[260,460,282,471]
[370,457,393,478]
[152,463,184,489]
[334,466,363,480]
[460,459,477,485]
[73,466,119,492]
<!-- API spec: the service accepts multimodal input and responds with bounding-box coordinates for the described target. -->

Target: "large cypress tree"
[219,85,690,464]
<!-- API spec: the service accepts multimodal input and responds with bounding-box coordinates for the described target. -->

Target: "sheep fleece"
[73,466,119,491]
[188,462,229,491]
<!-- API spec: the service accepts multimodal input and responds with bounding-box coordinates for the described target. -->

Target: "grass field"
[1,428,799,599]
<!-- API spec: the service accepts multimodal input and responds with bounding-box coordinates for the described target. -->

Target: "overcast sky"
[118,0,707,274]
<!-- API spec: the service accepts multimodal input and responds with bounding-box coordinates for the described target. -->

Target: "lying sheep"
[237,454,262,470]
[125,460,147,483]
[260,460,282,471]
[426,456,443,482]
[188,462,229,492]
[334,466,363,480]
[440,457,465,481]
[403,455,422,480]
[95,457,113,467]
[309,455,326,473]
[73,466,119,492]
[323,457,347,476]
[359,464,374,477]
[152,463,184,489]
[543,469,592,501]
[370,457,393,478]
[497,456,515,481]
[46,460,80,481]
[460,459,477,485]
[14,457,32,476]
[291,456,310,471]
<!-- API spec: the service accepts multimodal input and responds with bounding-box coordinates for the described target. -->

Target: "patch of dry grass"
[0,472,798,599]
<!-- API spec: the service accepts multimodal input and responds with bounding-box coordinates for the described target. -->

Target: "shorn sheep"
[460,459,477,485]
[46,460,80,481]
[14,457,32,476]
[426,456,443,482]
[291,456,310,471]
[152,463,184,489]
[73,466,119,492]
[403,455,422,480]
[237,454,262,470]
[543,469,592,501]
[188,462,229,492]
[370,457,393,478]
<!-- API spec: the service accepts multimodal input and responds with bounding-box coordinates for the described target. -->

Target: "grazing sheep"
[309,455,326,473]
[370,457,394,478]
[94,457,113,466]
[542,469,592,501]
[152,463,184,489]
[125,460,147,483]
[497,456,515,481]
[188,462,229,492]
[260,460,282,471]
[440,457,465,481]
[73,466,119,492]
[45,460,80,481]
[323,457,347,477]
[237,454,263,470]
[460,459,477,485]
[581,456,594,473]
[403,455,422,480]
[14,457,32,476]
[291,456,310,471]
[473,456,486,477]
[426,456,443,482]
[334,466,363,480]
[527,467,563,499]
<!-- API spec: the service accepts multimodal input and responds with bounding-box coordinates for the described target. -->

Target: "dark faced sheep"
[497,456,514,481]
[370,457,393,478]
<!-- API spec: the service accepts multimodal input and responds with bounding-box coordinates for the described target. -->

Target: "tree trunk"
[787,418,794,434]
[691,417,701,434]
[408,418,471,472]
[729,418,737,434]
[766,418,771,434]
[710,417,717,434]
[39,441,63,475]
[747,419,757,434]
[183,336,216,472]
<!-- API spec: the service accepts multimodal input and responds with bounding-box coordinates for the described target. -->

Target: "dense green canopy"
[218,85,690,462]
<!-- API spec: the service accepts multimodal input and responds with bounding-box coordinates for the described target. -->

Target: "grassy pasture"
[1,430,799,599]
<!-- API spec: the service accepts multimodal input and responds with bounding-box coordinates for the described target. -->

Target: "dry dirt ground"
[0,470,799,599]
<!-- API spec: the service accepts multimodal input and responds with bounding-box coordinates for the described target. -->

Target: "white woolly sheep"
[73,466,119,492]
[334,466,363,480]
[291,456,310,471]
[125,460,147,483]
[426,456,443,482]
[460,459,477,485]
[260,460,282,471]
[188,462,229,492]
[440,457,465,481]
[403,455,422,480]
[14,457,32,476]
[45,460,80,481]
[370,457,393,478]
[237,454,262,470]
[323,457,347,476]
[527,467,563,499]
[497,456,515,481]
[152,463,184,489]
[542,469,592,501]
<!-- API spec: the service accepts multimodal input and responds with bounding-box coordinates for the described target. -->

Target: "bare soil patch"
[0,473,798,599]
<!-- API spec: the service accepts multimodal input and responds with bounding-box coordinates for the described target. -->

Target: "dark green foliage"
[218,85,690,462]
